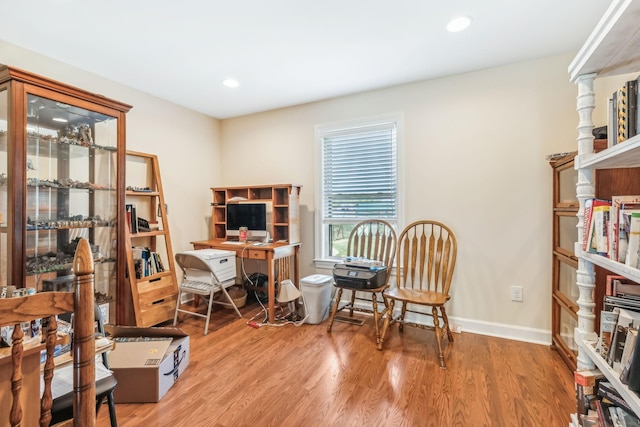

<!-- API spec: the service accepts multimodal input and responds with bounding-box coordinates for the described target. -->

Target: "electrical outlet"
[511,285,523,302]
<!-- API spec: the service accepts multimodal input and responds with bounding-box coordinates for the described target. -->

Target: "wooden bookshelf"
[122,151,178,327]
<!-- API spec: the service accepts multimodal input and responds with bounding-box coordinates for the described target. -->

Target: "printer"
[333,257,388,290]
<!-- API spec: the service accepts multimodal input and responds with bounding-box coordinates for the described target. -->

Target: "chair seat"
[180,279,216,293]
[51,374,117,411]
[384,287,450,306]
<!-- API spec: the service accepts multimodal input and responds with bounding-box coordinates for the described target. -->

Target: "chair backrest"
[175,252,212,273]
[395,220,457,295]
[347,220,397,286]
[0,238,96,427]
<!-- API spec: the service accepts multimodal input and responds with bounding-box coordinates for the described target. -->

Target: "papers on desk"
[41,359,112,399]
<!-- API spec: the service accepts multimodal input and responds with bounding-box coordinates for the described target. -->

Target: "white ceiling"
[0,0,611,119]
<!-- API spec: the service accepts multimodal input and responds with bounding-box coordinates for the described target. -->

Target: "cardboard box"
[105,325,190,403]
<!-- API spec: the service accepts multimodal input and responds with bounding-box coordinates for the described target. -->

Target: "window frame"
[314,113,404,263]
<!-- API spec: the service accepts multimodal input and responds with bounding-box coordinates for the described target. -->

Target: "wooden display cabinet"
[0,65,130,323]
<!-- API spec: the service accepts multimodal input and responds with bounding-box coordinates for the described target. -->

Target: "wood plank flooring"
[97,301,575,426]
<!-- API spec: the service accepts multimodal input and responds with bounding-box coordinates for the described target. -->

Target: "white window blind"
[322,123,397,222]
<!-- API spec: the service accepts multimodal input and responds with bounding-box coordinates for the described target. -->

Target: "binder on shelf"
[126,204,138,233]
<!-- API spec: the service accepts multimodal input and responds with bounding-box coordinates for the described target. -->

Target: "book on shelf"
[610,196,640,261]
[604,295,640,313]
[608,97,615,147]
[137,216,150,232]
[627,78,638,140]
[609,276,640,298]
[608,322,628,370]
[584,198,612,254]
[610,90,618,148]
[621,328,639,376]
[619,205,640,263]
[600,310,620,358]
[131,246,165,279]
[576,369,604,417]
[595,398,614,427]
[598,380,640,421]
[125,203,138,233]
[584,198,608,251]
[591,203,612,256]
[627,212,640,269]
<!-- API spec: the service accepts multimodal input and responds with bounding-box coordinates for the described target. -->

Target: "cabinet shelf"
[129,230,165,238]
[126,191,160,197]
[26,134,117,157]
[579,338,640,417]
[582,252,640,283]
[577,134,640,169]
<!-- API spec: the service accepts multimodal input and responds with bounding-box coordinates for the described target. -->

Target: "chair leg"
[349,290,356,317]
[173,290,182,326]
[327,288,343,332]
[204,292,214,336]
[106,391,118,427]
[372,292,381,344]
[221,287,242,318]
[378,299,394,351]
[399,302,407,332]
[432,306,446,369]
[441,306,454,342]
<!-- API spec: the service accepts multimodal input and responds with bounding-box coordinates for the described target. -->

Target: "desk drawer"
[248,250,266,260]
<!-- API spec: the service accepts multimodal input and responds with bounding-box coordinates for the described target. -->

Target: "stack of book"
[584,278,640,425]
[583,195,640,268]
[132,246,165,278]
[576,369,640,426]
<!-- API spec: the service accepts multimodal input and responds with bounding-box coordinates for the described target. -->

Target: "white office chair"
[173,252,242,335]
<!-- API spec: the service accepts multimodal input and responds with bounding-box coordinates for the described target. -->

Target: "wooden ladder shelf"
[123,151,178,326]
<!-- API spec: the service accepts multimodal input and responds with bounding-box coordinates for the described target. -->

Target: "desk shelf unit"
[569,0,640,422]
[211,184,301,244]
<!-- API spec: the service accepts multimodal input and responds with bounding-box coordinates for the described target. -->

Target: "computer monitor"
[226,203,269,240]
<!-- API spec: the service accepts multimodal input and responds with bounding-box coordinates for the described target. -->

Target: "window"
[315,114,401,260]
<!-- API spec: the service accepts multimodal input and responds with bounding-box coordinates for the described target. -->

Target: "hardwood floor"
[97,301,575,426]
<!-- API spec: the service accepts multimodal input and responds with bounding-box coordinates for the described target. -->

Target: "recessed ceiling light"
[52,117,68,123]
[222,78,240,88]
[447,16,472,33]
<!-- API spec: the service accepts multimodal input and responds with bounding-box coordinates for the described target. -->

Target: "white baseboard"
[345,298,551,346]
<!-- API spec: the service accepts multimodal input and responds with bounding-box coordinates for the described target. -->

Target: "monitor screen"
[226,203,268,238]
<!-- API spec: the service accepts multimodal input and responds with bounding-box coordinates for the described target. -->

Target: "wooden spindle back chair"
[378,220,457,369]
[0,238,96,426]
[327,219,397,344]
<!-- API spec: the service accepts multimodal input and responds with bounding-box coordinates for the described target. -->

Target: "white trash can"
[300,274,333,324]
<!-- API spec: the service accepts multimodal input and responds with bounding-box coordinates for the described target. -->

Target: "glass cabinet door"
[25,94,118,307]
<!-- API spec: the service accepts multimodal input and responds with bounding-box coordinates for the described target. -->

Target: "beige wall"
[2,38,620,342]
[0,40,222,257]
[220,53,584,341]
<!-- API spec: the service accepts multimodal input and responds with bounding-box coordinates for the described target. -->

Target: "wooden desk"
[190,240,301,323]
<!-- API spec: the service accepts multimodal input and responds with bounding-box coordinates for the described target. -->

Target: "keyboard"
[222,241,249,245]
